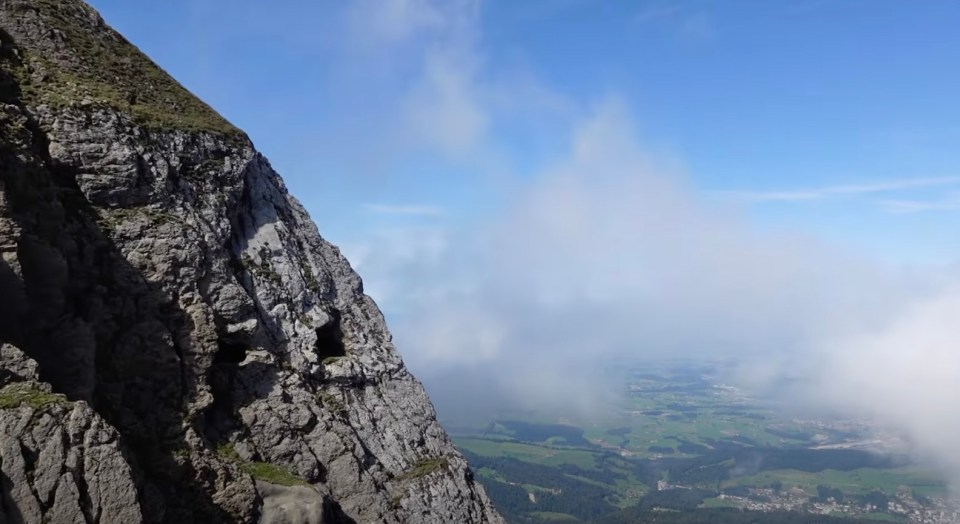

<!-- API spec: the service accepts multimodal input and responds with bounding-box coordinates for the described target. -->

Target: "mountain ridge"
[1,0,240,134]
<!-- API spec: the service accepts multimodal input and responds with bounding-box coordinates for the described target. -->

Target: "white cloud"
[341,225,454,310]
[356,100,931,426]
[326,0,493,161]
[877,194,960,214]
[715,190,832,202]
[344,0,474,50]
[828,176,960,194]
[401,46,488,154]
[811,286,960,481]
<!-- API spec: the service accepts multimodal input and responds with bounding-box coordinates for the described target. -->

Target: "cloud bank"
[330,0,960,482]
[813,288,960,480]
[354,101,938,424]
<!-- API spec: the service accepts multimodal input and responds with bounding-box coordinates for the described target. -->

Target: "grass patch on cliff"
[216,441,308,487]
[241,462,308,487]
[9,0,241,137]
[398,457,450,482]
[0,383,67,410]
[216,442,241,462]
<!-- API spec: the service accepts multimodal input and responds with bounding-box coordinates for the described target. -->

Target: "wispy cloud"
[344,0,477,51]
[826,176,960,194]
[363,203,445,217]
[714,190,824,202]
[877,194,960,214]
[716,175,960,203]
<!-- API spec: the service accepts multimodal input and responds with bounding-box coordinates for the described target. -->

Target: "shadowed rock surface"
[0,1,502,522]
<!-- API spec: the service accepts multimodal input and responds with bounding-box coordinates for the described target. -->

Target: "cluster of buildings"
[714,486,960,523]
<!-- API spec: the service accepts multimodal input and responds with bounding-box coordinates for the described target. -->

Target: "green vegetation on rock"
[398,457,450,482]
[0,383,67,410]
[216,441,308,487]
[4,0,241,136]
[241,462,308,487]
[216,442,241,462]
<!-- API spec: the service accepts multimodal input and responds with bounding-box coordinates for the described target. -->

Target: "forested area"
[461,450,619,521]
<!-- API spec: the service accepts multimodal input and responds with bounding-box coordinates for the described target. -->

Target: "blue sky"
[80,2,960,463]
[87,0,960,266]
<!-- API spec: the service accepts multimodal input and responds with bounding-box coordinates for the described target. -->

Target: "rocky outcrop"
[0,345,142,524]
[0,0,502,522]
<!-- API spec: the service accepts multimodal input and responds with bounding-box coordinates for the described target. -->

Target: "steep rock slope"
[0,0,503,522]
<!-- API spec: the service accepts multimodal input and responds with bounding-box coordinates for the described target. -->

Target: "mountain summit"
[0,0,502,522]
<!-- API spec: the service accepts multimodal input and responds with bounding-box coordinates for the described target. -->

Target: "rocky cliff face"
[0,1,503,522]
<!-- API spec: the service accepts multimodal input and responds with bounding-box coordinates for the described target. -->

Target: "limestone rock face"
[0,1,502,522]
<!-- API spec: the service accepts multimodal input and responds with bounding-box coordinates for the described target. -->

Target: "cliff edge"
[0,1,503,522]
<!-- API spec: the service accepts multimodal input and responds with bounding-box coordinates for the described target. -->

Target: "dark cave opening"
[214,340,248,365]
[315,310,346,359]
[204,339,249,442]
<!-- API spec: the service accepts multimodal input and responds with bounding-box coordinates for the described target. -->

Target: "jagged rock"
[0,378,142,523]
[0,1,502,522]
[0,344,36,385]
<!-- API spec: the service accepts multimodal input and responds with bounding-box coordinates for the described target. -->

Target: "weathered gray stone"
[257,483,325,524]
[0,345,36,386]
[0,377,142,523]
